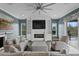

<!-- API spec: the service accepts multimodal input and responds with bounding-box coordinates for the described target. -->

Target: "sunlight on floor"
[68,37,79,54]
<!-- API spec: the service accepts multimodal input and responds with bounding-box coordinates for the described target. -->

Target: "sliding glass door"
[67,20,78,37]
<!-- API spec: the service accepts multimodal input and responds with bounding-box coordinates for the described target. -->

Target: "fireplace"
[34,34,44,38]
[27,14,52,42]
[0,37,4,48]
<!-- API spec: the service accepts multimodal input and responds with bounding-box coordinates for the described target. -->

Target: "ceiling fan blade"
[35,3,43,8]
[38,3,43,7]
[34,3,38,7]
[38,3,41,6]
[35,3,40,7]
[40,3,43,6]
[42,3,55,8]
[41,10,47,13]
[32,10,38,14]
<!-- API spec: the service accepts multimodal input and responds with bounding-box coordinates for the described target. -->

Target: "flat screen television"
[32,20,45,29]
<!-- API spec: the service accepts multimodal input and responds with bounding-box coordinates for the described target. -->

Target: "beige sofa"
[55,36,69,54]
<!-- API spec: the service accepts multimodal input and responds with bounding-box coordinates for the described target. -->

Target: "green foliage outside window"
[67,23,78,37]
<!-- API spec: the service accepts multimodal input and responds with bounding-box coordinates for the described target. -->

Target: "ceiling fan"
[32,3,55,14]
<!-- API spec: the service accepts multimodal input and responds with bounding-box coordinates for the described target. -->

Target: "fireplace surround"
[27,14,52,41]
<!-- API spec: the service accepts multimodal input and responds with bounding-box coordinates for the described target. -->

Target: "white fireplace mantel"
[27,13,52,41]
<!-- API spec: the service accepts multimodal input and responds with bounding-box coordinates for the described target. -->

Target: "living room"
[0,3,79,56]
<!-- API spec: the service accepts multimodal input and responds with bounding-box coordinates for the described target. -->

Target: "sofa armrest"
[55,41,69,54]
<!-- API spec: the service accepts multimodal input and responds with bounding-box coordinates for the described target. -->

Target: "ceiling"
[0,3,79,19]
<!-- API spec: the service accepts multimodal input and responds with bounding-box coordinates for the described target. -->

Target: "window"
[21,23,26,36]
[67,20,78,37]
[52,23,58,37]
